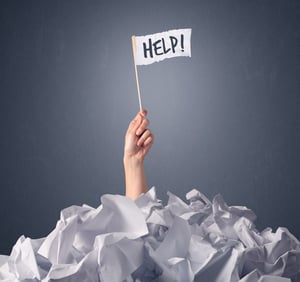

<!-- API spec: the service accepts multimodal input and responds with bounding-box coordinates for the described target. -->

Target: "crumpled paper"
[0,188,299,281]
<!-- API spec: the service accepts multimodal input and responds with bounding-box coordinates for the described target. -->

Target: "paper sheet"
[134,29,192,65]
[0,187,299,281]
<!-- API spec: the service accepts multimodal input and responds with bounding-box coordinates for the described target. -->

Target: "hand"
[124,109,154,164]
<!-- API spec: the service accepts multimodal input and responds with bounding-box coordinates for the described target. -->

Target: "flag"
[132,28,192,65]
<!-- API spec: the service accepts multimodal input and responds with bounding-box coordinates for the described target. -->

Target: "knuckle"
[143,118,149,126]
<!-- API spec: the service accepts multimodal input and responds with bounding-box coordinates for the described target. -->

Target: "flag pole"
[131,36,143,112]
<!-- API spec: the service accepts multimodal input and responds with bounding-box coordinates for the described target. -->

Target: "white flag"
[133,28,192,65]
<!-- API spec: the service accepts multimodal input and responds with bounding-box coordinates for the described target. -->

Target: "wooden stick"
[131,36,143,111]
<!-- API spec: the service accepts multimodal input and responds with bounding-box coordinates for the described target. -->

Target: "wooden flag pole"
[131,36,143,112]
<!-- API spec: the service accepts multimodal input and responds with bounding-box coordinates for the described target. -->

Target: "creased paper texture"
[0,188,299,281]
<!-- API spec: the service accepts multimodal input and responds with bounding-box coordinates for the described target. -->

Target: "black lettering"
[170,36,178,53]
[180,34,184,52]
[162,38,171,54]
[143,38,153,58]
[153,39,163,56]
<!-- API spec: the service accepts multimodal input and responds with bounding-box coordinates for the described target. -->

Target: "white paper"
[0,187,299,281]
[134,28,192,65]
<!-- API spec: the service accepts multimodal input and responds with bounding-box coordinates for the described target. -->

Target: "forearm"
[124,157,148,200]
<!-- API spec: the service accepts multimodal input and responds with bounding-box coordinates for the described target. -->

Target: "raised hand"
[124,109,154,200]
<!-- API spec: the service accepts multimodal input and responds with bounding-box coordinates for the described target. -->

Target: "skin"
[123,109,154,200]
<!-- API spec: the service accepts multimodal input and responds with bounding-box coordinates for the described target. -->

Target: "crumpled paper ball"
[0,188,299,281]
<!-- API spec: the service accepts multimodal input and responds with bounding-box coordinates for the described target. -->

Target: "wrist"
[123,155,144,168]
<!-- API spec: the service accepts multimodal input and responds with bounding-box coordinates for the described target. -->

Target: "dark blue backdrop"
[1,0,299,255]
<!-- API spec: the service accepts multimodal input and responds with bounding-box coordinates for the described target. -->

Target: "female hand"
[124,109,154,164]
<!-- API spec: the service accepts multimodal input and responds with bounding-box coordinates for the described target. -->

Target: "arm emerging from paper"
[124,109,154,200]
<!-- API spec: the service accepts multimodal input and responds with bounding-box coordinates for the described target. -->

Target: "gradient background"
[0,1,299,255]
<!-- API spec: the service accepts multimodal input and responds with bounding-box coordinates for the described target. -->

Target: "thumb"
[127,112,143,134]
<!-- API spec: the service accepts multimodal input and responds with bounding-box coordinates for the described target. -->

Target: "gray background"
[0,0,299,255]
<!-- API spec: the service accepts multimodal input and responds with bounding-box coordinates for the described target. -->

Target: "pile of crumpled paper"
[0,187,299,281]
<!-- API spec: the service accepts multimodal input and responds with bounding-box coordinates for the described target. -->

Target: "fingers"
[127,114,142,135]
[127,109,147,135]
[137,128,153,147]
[136,117,149,136]
[125,109,154,149]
